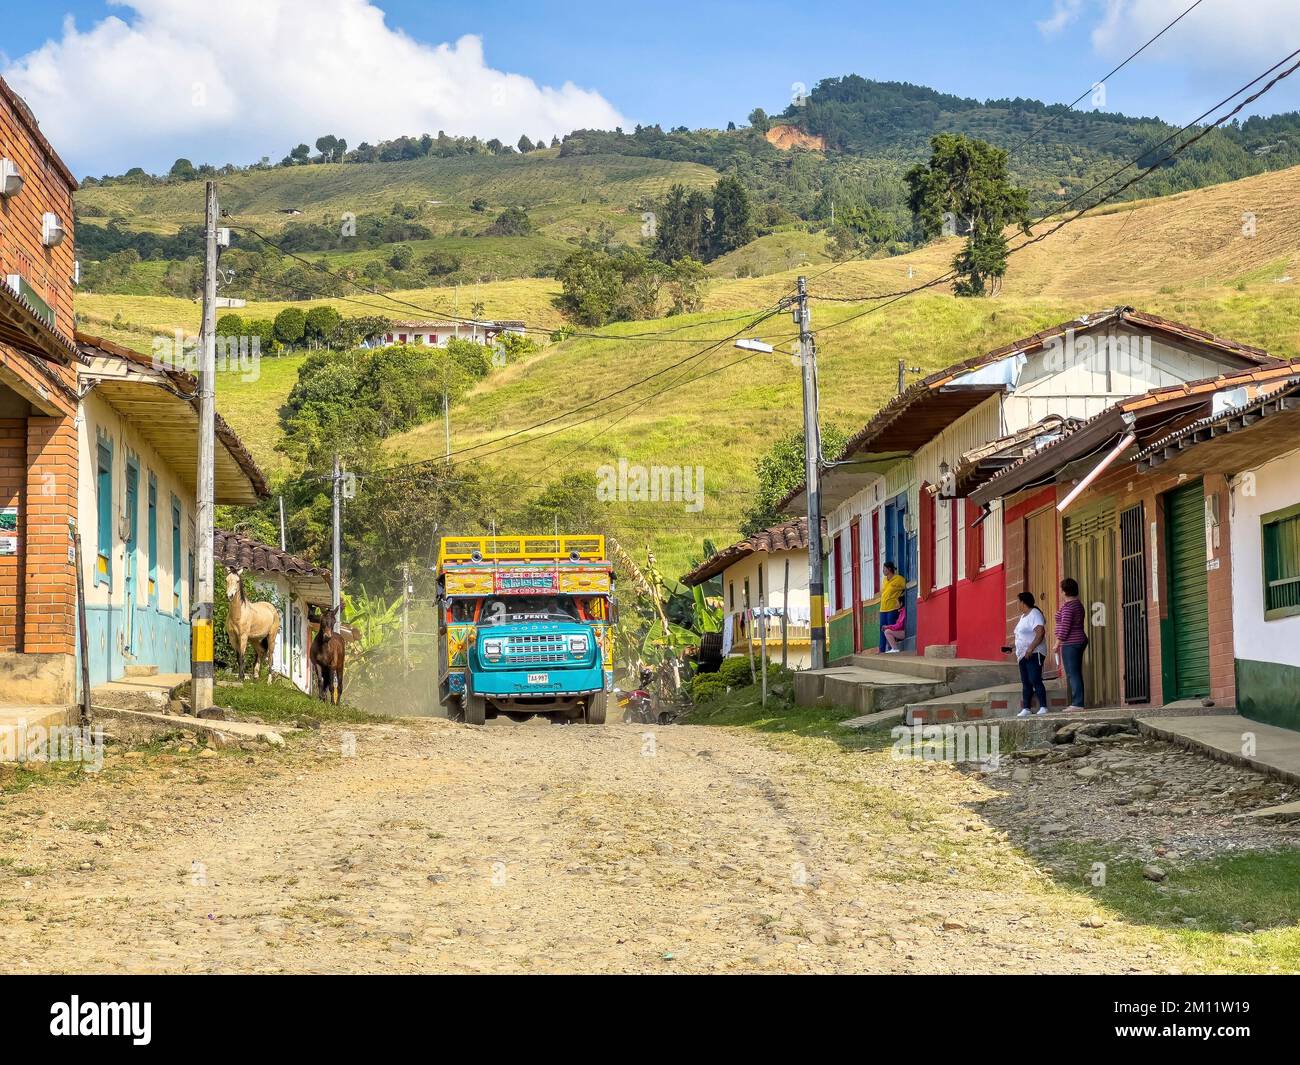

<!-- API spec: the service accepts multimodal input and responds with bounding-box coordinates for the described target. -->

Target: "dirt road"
[0,717,1182,973]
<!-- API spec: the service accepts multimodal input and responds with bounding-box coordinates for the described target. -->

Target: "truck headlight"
[482,638,503,661]
[568,634,589,655]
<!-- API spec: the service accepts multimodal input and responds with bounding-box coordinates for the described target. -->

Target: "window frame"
[1262,500,1300,622]
[95,437,113,586]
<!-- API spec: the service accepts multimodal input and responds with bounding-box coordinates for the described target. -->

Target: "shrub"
[688,675,727,704]
[717,655,755,688]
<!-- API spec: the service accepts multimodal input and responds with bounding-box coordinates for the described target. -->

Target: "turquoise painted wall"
[86,603,190,687]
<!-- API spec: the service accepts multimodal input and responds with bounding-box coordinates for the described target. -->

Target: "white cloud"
[1087,0,1300,69]
[3,0,627,176]
[1036,0,1084,37]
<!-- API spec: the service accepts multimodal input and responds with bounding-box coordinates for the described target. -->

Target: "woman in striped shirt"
[1054,578,1088,711]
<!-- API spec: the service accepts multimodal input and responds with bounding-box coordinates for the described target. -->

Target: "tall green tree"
[740,423,850,537]
[710,175,754,257]
[904,133,1029,296]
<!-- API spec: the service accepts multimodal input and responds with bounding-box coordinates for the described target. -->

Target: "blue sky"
[3,0,1297,175]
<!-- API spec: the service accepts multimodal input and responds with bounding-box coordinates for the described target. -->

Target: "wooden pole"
[72,522,91,726]
[759,566,768,708]
[782,557,790,671]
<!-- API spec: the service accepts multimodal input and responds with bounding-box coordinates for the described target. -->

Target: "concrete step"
[849,652,1020,689]
[92,673,190,713]
[820,667,946,715]
[902,679,1068,725]
[123,663,160,678]
[0,704,77,762]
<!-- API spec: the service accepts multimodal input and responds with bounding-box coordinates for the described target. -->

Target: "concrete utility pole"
[192,180,219,713]
[401,562,411,671]
[796,276,827,671]
[332,454,343,610]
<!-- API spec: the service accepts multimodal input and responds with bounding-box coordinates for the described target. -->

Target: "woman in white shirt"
[1011,591,1049,717]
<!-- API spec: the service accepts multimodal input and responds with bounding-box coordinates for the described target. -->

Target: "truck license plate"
[527,672,549,685]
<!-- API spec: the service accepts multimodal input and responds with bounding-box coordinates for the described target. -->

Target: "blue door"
[124,462,138,656]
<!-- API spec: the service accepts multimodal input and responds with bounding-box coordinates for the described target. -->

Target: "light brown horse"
[225,569,281,683]
[310,603,346,705]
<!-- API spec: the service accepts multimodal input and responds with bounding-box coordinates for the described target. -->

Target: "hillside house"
[0,75,83,707]
[680,518,820,669]
[967,362,1300,720]
[782,308,1280,673]
[375,319,526,348]
[213,530,332,694]
[76,335,267,687]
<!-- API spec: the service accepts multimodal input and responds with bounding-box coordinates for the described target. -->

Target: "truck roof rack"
[437,535,607,567]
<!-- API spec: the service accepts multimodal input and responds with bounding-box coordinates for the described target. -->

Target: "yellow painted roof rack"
[437,534,607,568]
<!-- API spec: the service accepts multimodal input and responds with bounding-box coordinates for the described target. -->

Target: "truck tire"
[464,691,487,726]
[584,692,607,725]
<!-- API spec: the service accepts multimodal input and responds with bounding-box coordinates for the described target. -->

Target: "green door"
[1166,481,1210,700]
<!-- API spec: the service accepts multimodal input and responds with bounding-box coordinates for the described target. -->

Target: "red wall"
[916,585,953,651]
[956,563,1007,660]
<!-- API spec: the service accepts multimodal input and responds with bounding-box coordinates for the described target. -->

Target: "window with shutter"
[1263,504,1300,620]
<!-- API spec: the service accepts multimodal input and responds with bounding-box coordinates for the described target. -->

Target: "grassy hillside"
[76,166,1300,576]
[77,151,718,240]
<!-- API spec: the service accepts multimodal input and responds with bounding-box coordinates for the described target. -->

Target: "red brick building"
[0,74,80,704]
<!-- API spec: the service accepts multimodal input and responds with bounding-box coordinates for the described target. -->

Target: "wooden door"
[1064,504,1120,707]
[850,519,863,651]
[1025,507,1058,650]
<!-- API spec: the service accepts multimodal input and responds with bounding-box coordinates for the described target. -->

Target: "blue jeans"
[1019,652,1048,710]
[1061,642,1086,707]
[879,609,899,652]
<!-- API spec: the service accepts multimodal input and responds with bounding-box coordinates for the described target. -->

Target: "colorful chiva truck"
[436,535,615,725]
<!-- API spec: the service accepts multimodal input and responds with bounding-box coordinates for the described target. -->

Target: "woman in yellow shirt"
[878,562,906,653]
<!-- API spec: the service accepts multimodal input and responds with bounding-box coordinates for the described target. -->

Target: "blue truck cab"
[436,535,615,725]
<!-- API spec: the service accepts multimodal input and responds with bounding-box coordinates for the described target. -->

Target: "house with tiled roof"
[75,334,268,687]
[681,517,822,669]
[962,361,1300,723]
[213,529,332,694]
[782,308,1281,695]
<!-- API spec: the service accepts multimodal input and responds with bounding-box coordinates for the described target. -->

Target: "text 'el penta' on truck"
[436,535,615,725]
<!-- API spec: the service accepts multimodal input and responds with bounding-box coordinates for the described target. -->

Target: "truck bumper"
[470,665,606,699]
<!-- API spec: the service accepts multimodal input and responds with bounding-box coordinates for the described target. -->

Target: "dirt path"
[0,718,1181,973]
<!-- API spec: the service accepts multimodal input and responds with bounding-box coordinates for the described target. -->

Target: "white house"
[375,319,527,349]
[76,334,267,687]
[681,518,819,670]
[213,529,332,695]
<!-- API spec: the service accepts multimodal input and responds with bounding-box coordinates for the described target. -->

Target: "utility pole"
[278,495,287,551]
[192,180,219,713]
[443,384,451,462]
[796,276,826,670]
[331,454,342,610]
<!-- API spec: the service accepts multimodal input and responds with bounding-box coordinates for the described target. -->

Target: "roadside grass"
[214,671,383,725]
[1039,841,1300,974]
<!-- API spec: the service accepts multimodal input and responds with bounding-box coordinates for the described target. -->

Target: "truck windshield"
[480,596,578,625]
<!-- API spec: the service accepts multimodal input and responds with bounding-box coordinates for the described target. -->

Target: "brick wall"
[23,415,75,654]
[0,78,78,339]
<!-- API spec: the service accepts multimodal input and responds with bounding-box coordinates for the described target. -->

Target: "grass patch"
[1040,842,1300,973]
[214,672,386,725]
[684,678,896,753]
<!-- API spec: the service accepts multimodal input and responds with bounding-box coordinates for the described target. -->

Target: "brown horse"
[310,603,346,705]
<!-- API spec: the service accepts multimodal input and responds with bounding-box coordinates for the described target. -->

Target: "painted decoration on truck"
[494,568,558,594]
[445,624,472,667]
[444,571,494,596]
[559,570,611,594]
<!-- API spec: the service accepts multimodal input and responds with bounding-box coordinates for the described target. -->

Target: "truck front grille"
[505,633,567,664]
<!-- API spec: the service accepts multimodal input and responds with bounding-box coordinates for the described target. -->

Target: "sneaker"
[1035,707,1049,716]
[885,648,901,654]
[1016,708,1031,718]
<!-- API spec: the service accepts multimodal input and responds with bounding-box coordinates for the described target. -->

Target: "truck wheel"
[464,691,487,726]
[584,693,607,725]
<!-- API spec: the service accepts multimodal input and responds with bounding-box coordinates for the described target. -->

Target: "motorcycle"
[616,668,657,724]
